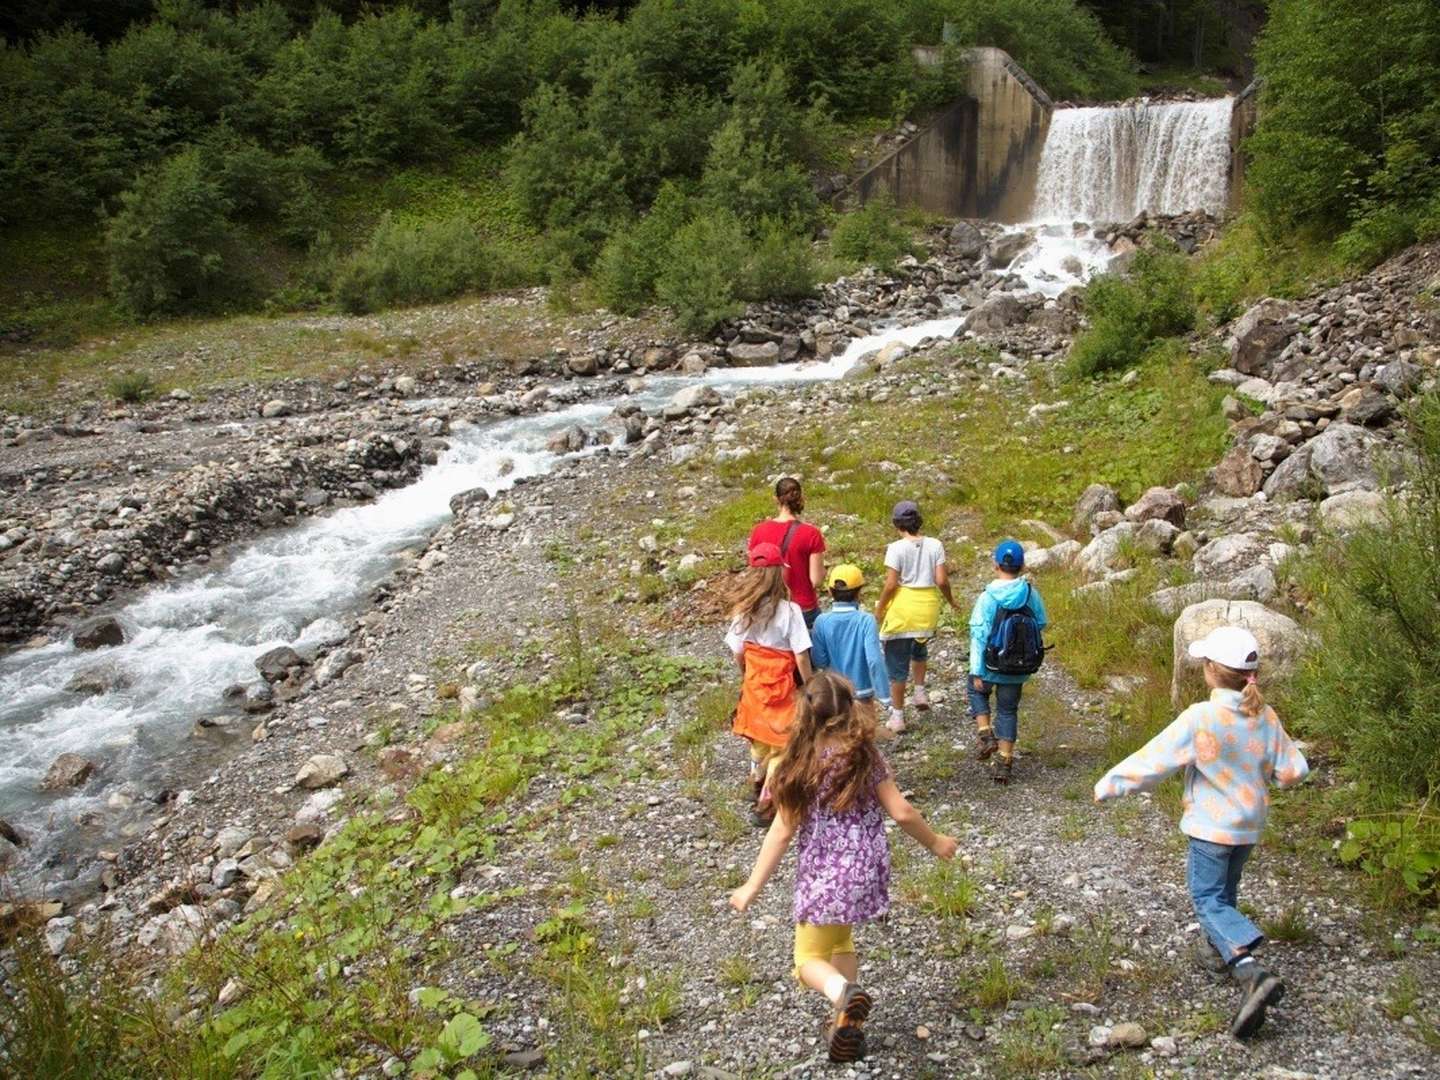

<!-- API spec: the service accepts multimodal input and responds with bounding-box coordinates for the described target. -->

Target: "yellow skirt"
[880,585,941,639]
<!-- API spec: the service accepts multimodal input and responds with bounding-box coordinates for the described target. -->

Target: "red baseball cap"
[748,541,783,567]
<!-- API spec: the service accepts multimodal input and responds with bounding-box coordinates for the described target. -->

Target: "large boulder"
[72,616,125,650]
[1377,358,1423,399]
[295,754,348,790]
[1072,484,1122,535]
[726,341,780,367]
[1308,422,1384,494]
[988,231,1033,268]
[949,221,985,259]
[1078,522,1137,578]
[1124,486,1186,528]
[1262,444,1317,500]
[1171,600,1307,706]
[41,753,96,791]
[1228,299,1295,377]
[1192,532,1268,580]
[665,384,722,418]
[1213,446,1265,497]
[1319,489,1387,532]
[255,646,304,684]
[449,488,490,518]
[962,294,1025,333]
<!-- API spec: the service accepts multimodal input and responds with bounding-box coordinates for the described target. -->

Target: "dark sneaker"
[1229,965,1285,1040]
[824,1021,866,1062]
[1194,940,1228,975]
[976,728,999,761]
[837,982,873,1029]
[991,755,1013,784]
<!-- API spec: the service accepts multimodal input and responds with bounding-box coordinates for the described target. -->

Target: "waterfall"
[1031,97,1234,223]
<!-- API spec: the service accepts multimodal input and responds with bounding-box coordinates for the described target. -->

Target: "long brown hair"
[770,671,884,828]
[727,564,788,631]
[1207,660,1267,717]
[775,477,804,515]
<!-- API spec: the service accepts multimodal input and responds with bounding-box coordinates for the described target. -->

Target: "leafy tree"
[105,146,238,316]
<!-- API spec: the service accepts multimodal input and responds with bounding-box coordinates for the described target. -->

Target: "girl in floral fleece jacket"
[1095,625,1309,1040]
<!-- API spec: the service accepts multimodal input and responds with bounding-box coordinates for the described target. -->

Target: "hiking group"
[723,478,1310,1062]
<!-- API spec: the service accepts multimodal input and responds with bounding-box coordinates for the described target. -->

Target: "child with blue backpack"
[969,540,1049,784]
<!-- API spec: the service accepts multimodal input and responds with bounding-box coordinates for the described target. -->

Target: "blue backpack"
[983,583,1047,676]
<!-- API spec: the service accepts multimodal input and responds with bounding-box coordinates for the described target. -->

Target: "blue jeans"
[1188,837,1264,962]
[968,678,1023,741]
[882,637,929,684]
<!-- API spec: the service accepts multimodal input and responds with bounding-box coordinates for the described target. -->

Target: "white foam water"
[1031,97,1234,223]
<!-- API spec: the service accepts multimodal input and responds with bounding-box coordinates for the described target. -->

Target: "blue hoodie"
[969,577,1048,685]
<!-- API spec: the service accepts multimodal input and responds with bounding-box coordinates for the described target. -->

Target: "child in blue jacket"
[810,565,892,729]
[969,540,1048,784]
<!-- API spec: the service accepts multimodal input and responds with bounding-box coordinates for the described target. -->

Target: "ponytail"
[1240,671,1266,717]
[775,476,804,516]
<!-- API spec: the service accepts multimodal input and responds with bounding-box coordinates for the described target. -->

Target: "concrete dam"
[851,47,1253,223]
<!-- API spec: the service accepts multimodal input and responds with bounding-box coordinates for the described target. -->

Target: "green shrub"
[104,147,238,317]
[106,371,157,403]
[331,213,537,314]
[829,196,916,273]
[1065,243,1196,378]
[739,219,819,301]
[1290,392,1440,810]
[654,209,749,334]
[592,183,695,314]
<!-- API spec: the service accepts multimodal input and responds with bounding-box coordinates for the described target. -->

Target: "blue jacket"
[810,603,891,705]
[969,577,1049,685]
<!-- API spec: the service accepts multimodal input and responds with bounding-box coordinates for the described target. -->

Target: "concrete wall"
[851,47,1052,223]
[1228,79,1261,211]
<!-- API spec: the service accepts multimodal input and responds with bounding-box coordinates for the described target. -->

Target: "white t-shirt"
[885,535,946,587]
[725,599,812,656]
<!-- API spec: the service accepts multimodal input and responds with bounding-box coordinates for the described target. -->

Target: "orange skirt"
[732,642,798,750]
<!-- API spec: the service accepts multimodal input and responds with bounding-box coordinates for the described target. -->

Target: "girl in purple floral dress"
[730,671,958,1062]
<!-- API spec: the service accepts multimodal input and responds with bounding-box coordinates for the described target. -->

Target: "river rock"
[678,352,707,376]
[1193,532,1267,580]
[726,341,780,366]
[1135,519,1180,555]
[449,487,490,517]
[1214,446,1265,497]
[1263,444,1316,500]
[0,819,26,847]
[1342,389,1395,427]
[260,399,292,418]
[45,915,76,956]
[1309,422,1384,494]
[988,231,1033,268]
[72,615,125,650]
[255,646,304,683]
[665,385,722,418]
[567,353,598,376]
[41,752,97,790]
[296,753,348,789]
[1319,490,1387,531]
[949,220,985,258]
[1378,358,1422,398]
[314,648,359,687]
[1072,484,1122,534]
[1124,486,1186,527]
[295,618,348,660]
[963,294,1025,333]
[65,663,131,696]
[1172,600,1306,705]
[393,375,417,396]
[286,824,325,853]
[1108,1022,1148,1048]
[214,826,254,858]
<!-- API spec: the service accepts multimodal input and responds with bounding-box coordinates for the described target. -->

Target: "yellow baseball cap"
[828,564,865,589]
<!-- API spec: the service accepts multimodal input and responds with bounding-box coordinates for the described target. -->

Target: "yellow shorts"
[793,923,856,980]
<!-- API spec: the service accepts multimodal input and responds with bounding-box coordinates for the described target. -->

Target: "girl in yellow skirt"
[726,541,813,824]
[874,500,958,734]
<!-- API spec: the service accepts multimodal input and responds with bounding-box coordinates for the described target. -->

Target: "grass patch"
[962,955,1026,1010]
[904,861,979,919]
[1260,904,1318,945]
[993,1005,1067,1078]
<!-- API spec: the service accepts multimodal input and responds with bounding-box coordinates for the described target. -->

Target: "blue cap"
[994,539,1025,571]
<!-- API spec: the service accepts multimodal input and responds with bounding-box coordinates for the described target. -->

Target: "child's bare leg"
[798,960,850,1006]
[889,679,906,710]
[975,711,991,732]
[998,738,1014,758]
[911,659,927,688]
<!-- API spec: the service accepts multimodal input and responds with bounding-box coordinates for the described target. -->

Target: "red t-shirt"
[748,519,826,611]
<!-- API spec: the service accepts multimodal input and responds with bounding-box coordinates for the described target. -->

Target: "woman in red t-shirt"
[747,477,826,627]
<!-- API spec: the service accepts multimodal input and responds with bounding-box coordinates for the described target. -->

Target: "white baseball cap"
[1188,626,1261,671]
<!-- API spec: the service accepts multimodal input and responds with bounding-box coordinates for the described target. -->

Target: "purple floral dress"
[793,749,892,926]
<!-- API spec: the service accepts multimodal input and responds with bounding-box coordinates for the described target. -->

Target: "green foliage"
[829,195,918,273]
[1339,818,1440,904]
[592,182,694,314]
[901,0,1138,101]
[654,209,750,334]
[330,213,539,314]
[104,146,239,317]
[107,370,157,403]
[1290,393,1440,811]
[1248,0,1440,264]
[1190,215,1342,324]
[1065,242,1196,378]
[740,219,820,301]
